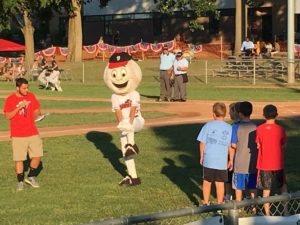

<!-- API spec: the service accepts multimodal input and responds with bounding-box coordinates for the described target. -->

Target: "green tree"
[0,0,49,69]
[154,0,219,31]
[58,0,124,62]
[53,0,82,62]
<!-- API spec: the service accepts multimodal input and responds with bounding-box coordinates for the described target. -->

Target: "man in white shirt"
[157,45,175,102]
[241,37,254,56]
[172,50,189,102]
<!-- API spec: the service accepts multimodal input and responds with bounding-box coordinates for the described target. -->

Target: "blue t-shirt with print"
[197,120,232,170]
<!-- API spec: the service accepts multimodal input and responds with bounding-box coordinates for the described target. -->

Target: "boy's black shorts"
[203,167,228,182]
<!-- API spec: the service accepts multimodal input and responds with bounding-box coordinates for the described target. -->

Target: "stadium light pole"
[287,0,295,84]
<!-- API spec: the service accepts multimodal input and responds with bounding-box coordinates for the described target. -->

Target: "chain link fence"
[79,192,300,225]
[50,57,300,86]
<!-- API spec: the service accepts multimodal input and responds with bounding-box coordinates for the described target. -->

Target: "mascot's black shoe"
[124,144,140,158]
[119,176,141,187]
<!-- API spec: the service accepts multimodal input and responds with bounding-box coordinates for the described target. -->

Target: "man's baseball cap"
[176,50,183,56]
[108,52,132,69]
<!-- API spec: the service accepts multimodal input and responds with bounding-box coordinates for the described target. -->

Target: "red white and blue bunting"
[83,44,97,54]
[41,46,56,57]
[188,44,203,54]
[57,47,69,57]
[138,42,150,52]
[295,44,300,56]
[97,43,108,51]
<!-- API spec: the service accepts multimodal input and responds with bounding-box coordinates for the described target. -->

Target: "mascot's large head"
[103,52,142,95]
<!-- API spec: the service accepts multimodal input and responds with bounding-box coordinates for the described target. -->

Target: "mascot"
[103,52,145,186]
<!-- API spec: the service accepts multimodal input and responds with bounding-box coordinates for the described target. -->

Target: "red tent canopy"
[0,38,26,51]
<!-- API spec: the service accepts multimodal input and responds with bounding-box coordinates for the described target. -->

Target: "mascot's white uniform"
[103,52,145,186]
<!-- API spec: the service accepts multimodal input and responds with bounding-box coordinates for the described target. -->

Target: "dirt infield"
[1,96,300,141]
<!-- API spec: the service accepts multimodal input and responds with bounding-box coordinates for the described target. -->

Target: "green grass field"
[0,60,300,225]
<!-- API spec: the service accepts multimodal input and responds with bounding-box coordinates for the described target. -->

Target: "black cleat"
[124,144,140,158]
[119,176,141,186]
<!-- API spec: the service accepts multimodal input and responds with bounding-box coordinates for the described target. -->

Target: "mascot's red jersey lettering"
[120,99,132,110]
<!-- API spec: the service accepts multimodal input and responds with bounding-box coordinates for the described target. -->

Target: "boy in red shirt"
[256,104,287,216]
[3,78,43,191]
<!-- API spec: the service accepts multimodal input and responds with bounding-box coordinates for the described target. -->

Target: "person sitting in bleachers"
[241,37,254,56]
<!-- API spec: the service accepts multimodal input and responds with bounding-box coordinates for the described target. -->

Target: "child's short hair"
[213,102,226,117]
[229,102,241,121]
[263,104,278,119]
[239,101,253,117]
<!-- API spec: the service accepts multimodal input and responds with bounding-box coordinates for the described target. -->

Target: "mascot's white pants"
[119,116,144,179]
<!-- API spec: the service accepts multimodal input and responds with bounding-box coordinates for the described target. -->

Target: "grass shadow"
[193,76,205,83]
[161,155,201,206]
[86,131,127,177]
[140,93,159,99]
[153,123,202,205]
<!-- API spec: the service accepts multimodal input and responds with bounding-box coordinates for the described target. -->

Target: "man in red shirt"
[256,104,288,216]
[3,78,43,191]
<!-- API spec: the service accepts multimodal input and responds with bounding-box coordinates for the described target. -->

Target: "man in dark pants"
[157,46,175,102]
[172,50,189,102]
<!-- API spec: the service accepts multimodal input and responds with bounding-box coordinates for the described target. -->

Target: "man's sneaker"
[124,144,140,158]
[16,181,25,192]
[119,176,141,186]
[25,177,40,188]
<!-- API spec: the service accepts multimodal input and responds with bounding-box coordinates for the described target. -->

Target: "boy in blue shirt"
[197,102,232,205]
[230,101,257,202]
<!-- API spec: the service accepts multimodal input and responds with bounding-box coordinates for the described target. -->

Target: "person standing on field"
[256,104,288,216]
[197,102,232,205]
[157,45,175,102]
[230,101,257,203]
[3,78,43,191]
[172,50,189,102]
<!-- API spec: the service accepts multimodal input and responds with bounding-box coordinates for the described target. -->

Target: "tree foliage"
[0,0,48,31]
[0,0,51,68]
[154,0,219,30]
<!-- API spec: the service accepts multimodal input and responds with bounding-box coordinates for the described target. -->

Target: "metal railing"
[22,57,300,85]
[196,58,300,84]
[79,191,300,225]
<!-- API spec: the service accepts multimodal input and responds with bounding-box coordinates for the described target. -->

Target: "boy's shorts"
[232,172,256,190]
[256,170,286,190]
[203,167,228,182]
[226,170,233,184]
[12,135,43,161]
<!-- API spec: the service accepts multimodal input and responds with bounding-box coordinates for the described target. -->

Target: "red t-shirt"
[3,92,40,137]
[256,123,287,170]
